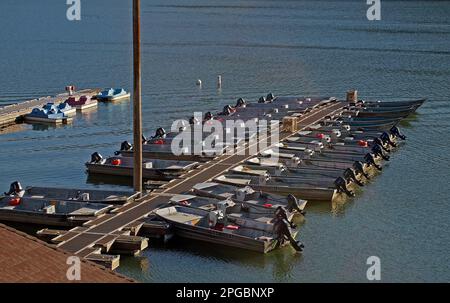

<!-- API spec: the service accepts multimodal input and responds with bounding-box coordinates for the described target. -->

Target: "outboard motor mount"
[344,168,364,186]
[274,206,296,228]
[222,105,233,116]
[353,161,370,180]
[334,177,355,197]
[373,137,389,152]
[380,132,396,148]
[204,111,213,121]
[90,152,103,164]
[390,126,406,140]
[235,97,246,107]
[75,191,90,201]
[286,194,306,215]
[120,141,133,151]
[142,134,148,144]
[4,181,24,196]
[266,93,275,102]
[372,144,390,161]
[364,153,382,171]
[152,127,166,139]
[273,207,304,252]
[189,116,199,125]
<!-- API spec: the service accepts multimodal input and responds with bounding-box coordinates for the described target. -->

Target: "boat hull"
[164,220,283,253]
[24,116,71,124]
[214,176,338,201]
[86,163,183,181]
[362,99,425,108]
[97,93,131,102]
[253,184,338,202]
[356,109,413,118]
[0,210,90,227]
[74,101,98,111]
[22,186,138,204]
[61,108,77,116]
[120,149,215,162]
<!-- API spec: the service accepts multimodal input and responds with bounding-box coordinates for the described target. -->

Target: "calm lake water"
[0,0,449,282]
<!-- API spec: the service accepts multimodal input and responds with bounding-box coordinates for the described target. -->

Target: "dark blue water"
[0,0,449,282]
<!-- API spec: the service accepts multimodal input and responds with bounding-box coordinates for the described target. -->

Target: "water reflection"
[86,173,133,188]
[119,236,305,281]
[123,256,151,272]
[271,249,303,282]
[30,122,70,131]
[0,123,30,135]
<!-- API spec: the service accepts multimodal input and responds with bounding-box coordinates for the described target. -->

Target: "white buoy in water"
[217,75,222,88]
[196,79,202,86]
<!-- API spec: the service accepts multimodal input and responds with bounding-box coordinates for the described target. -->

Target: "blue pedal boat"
[96,88,131,101]
[42,102,76,116]
[23,107,71,124]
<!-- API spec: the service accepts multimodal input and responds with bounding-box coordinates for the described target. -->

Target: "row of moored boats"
[1,93,424,253]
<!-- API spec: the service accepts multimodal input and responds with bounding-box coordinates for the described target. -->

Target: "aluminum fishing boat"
[86,153,199,181]
[155,205,302,253]
[0,196,113,227]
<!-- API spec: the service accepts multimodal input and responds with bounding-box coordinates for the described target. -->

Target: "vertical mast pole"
[133,0,142,193]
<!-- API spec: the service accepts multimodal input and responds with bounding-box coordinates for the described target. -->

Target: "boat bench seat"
[2,206,16,210]
[168,213,202,224]
[42,205,56,214]
[29,195,45,199]
[254,217,273,224]
[104,195,127,201]
[165,165,186,169]
[228,213,273,220]
[198,204,216,211]
[244,200,284,209]
[144,162,153,169]
[69,207,97,216]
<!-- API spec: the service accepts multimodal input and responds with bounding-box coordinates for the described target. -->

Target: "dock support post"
[132,0,143,194]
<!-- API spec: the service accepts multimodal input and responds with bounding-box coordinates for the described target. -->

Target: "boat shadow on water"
[86,173,134,188]
[29,123,69,132]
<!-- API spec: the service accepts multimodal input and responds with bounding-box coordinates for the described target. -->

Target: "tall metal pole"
[133,0,142,193]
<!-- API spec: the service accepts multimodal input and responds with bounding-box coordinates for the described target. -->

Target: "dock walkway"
[0,88,100,127]
[56,101,345,259]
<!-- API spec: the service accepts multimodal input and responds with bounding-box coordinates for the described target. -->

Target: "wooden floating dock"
[0,88,101,128]
[37,101,345,269]
[37,226,149,270]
